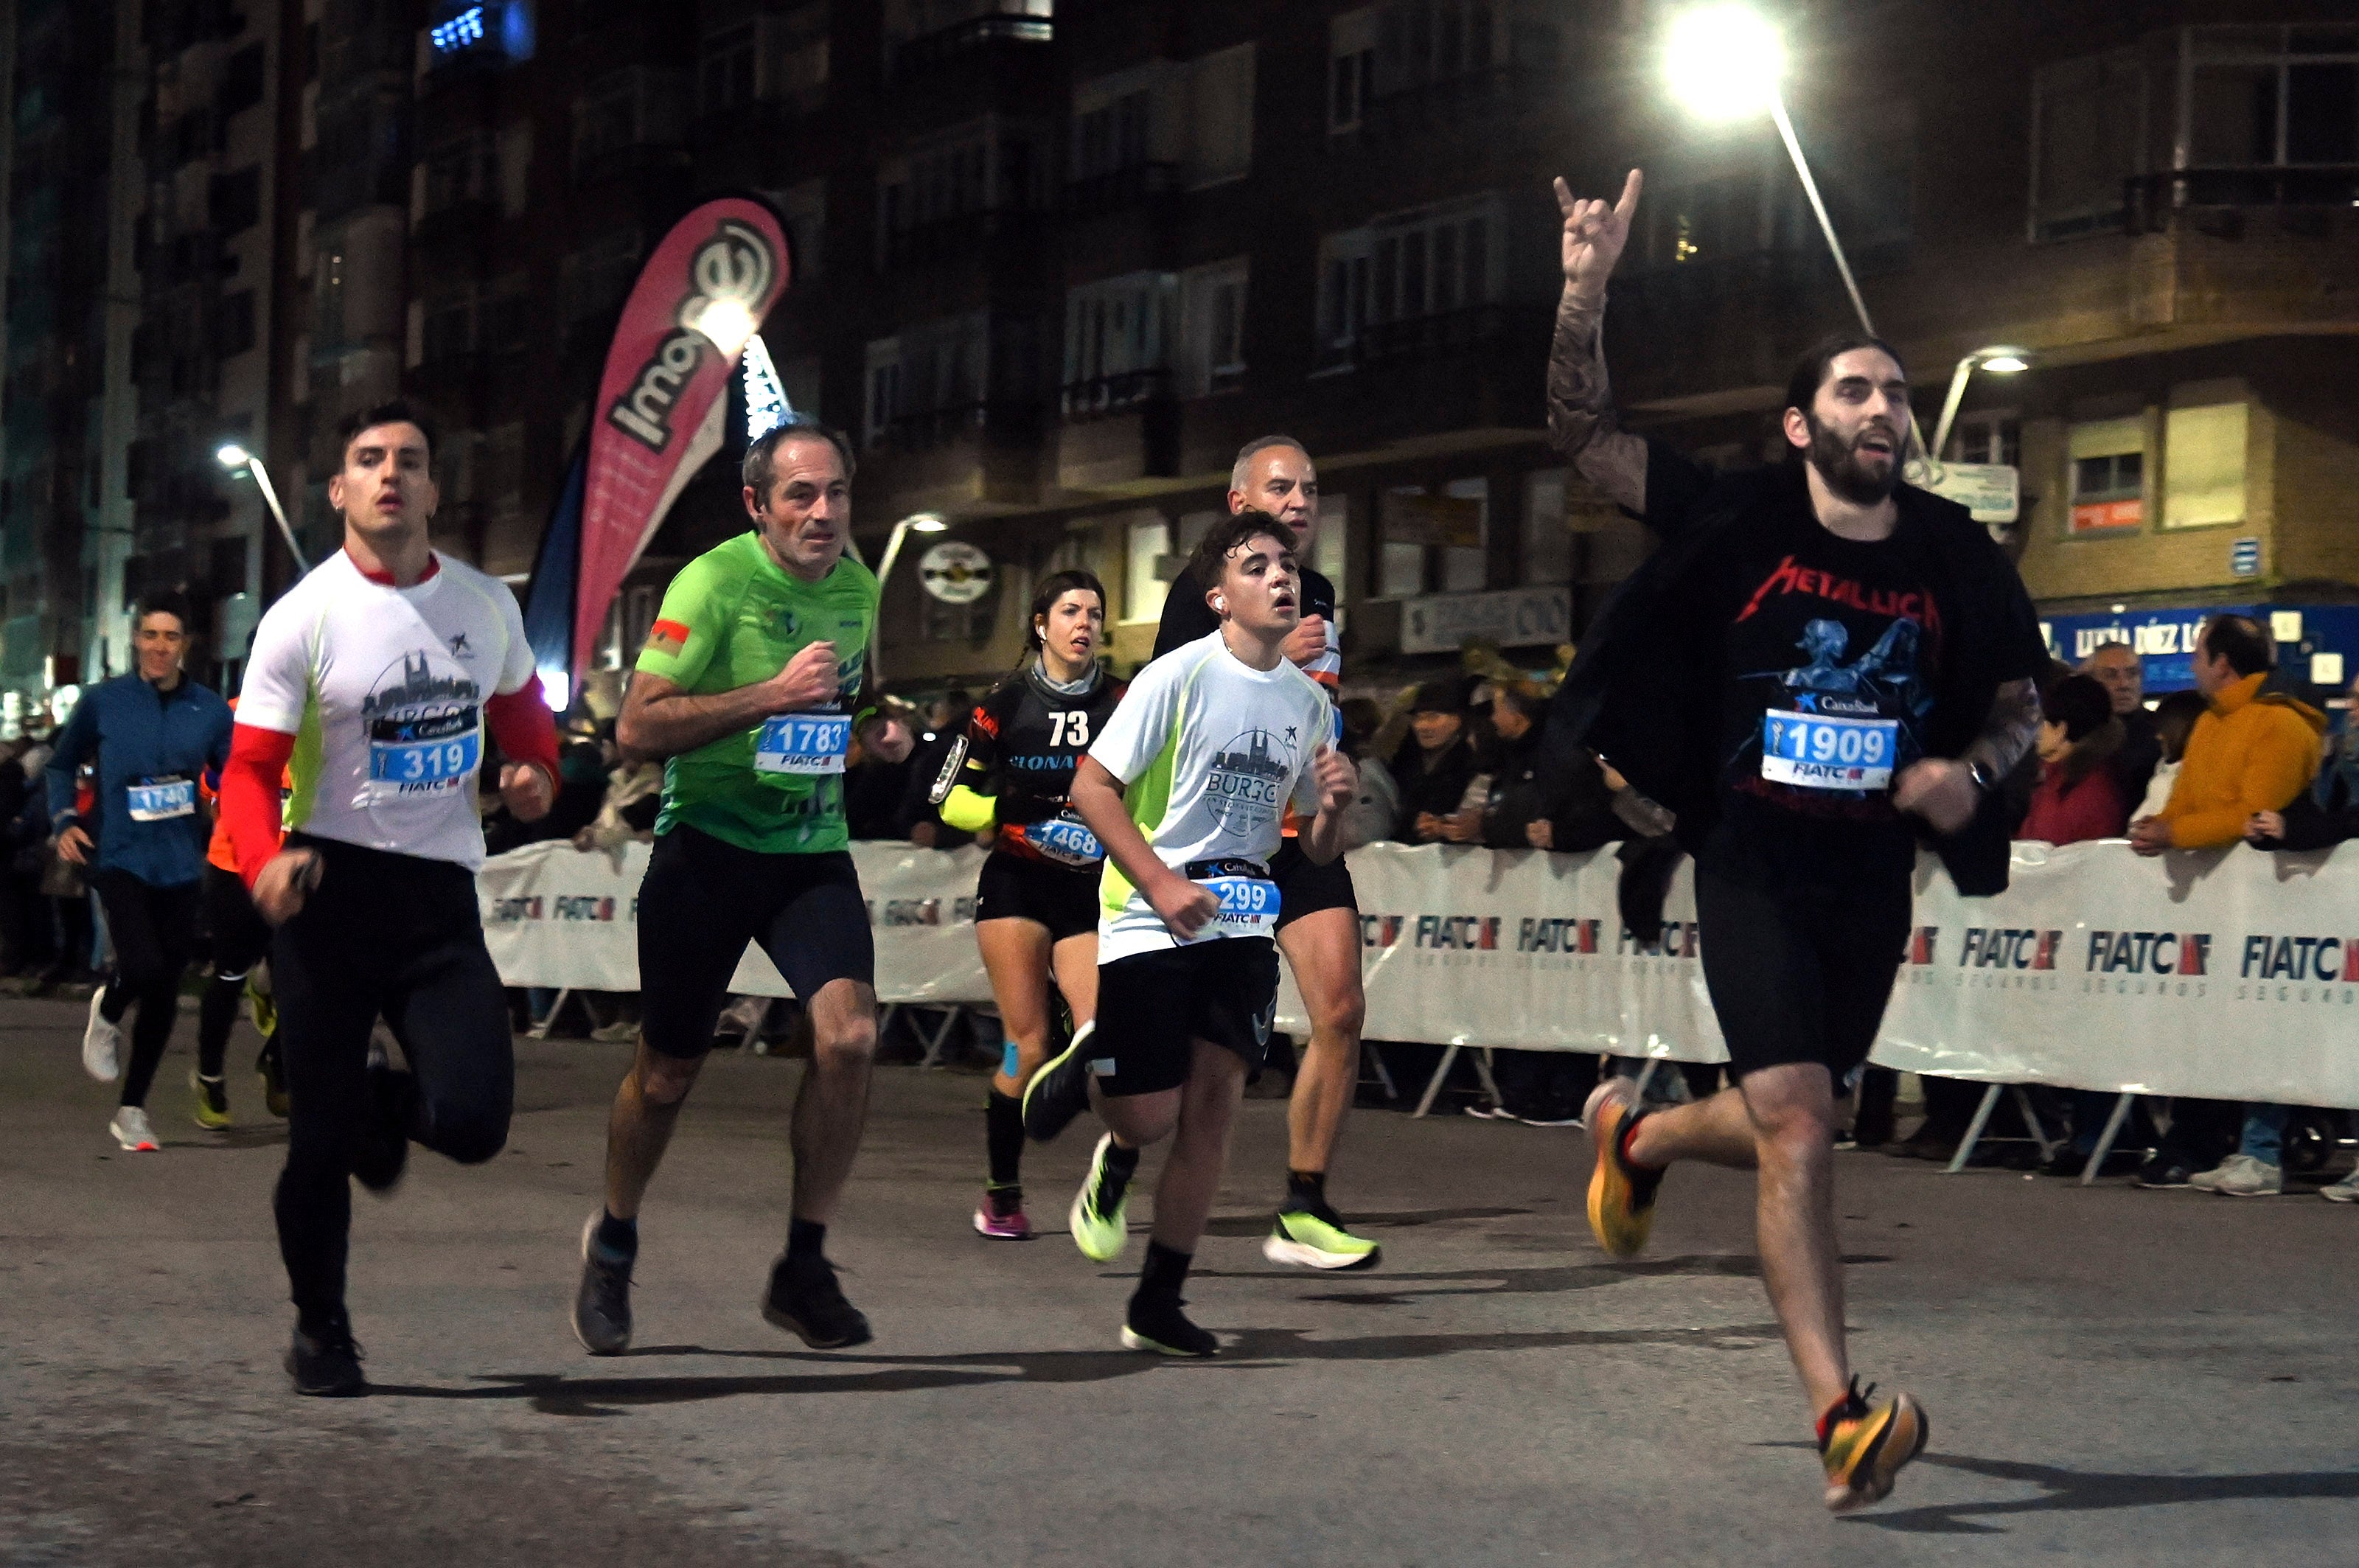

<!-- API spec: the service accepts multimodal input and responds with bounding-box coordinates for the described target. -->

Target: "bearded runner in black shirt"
[1154,436,1378,1272]
[1542,170,2046,1513]
[930,570,1122,1239]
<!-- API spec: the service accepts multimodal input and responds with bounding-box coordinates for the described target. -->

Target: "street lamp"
[1665,4,1876,338]
[215,443,311,574]
[867,512,947,685]
[1928,346,2032,461]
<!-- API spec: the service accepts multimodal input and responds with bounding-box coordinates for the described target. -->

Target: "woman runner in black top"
[931,571,1123,1238]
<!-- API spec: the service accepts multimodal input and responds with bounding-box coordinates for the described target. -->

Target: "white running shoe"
[83,988,121,1081]
[109,1106,159,1151]
[2202,1154,2282,1197]
[2319,1168,2359,1204]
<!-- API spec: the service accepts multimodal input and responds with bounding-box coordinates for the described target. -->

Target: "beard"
[1804,414,1901,506]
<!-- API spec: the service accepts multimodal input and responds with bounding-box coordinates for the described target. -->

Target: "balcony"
[1059,368,1169,421]
[874,399,1044,455]
[1062,161,1179,223]
[879,206,1036,271]
[1314,303,1522,375]
[893,11,1052,82]
[2125,167,2359,237]
[1357,65,1556,144]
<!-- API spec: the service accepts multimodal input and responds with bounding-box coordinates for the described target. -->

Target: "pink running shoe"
[972,1188,1034,1241]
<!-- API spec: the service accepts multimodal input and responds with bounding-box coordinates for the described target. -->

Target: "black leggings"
[271,837,514,1323]
[199,865,276,1072]
[90,869,201,1108]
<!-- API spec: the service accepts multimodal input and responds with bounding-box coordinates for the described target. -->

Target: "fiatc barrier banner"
[572,197,790,682]
[478,837,2359,1109]
[478,840,991,1003]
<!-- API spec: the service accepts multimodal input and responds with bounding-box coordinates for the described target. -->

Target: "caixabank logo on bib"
[2233,932,2359,1005]
[1205,728,1295,834]
[2078,927,2212,999]
[364,650,481,795]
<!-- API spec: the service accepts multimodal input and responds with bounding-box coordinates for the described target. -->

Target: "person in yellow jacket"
[2128,613,2325,854]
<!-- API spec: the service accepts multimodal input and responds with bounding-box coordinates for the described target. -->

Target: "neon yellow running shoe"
[245,967,278,1038]
[1264,1206,1381,1271]
[1819,1378,1929,1513]
[1070,1134,1132,1262]
[190,1070,231,1130]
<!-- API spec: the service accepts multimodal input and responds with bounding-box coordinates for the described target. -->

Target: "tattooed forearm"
[1962,678,2042,784]
[1545,285,1647,514]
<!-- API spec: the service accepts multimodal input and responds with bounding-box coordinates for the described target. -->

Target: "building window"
[573,69,687,172]
[1315,196,1500,370]
[1073,87,1151,182]
[1179,259,1247,398]
[1329,7,1377,133]
[2185,25,2359,171]
[559,229,643,324]
[215,290,257,358]
[209,166,263,234]
[2067,417,2147,533]
[773,178,825,279]
[420,135,490,217]
[877,120,1037,264]
[1946,412,2021,468]
[221,41,267,116]
[1064,272,1174,414]
[1522,468,1573,585]
[1187,43,1255,188]
[863,314,992,447]
[2029,49,2147,242]
[1124,517,1172,623]
[700,22,760,115]
[2162,402,2249,529]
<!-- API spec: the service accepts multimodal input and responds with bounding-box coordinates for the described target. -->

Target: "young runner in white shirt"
[1022,512,1356,1356]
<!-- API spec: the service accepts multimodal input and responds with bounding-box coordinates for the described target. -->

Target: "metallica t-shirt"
[1680,483,2042,892]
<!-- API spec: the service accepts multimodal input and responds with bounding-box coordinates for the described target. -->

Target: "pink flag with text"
[572,198,790,677]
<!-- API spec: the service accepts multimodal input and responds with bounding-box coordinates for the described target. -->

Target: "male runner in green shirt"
[573,419,913,1356]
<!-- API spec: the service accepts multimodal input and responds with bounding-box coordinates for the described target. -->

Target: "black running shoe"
[1021,1020,1096,1143]
[285,1315,366,1397]
[2135,1154,2197,1189]
[1122,1295,1218,1357]
[257,1037,290,1120]
[572,1213,633,1355]
[350,1065,411,1193]
[761,1253,872,1349]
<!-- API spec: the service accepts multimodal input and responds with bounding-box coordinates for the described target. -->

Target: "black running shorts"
[1090,938,1281,1098]
[637,826,875,1059]
[1271,837,1356,932]
[974,849,1099,944]
[1693,860,1911,1084]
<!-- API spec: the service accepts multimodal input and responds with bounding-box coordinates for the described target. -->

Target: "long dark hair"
[1025,569,1108,657]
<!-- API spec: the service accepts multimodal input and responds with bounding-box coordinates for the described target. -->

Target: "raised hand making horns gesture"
[1555,167,1643,304]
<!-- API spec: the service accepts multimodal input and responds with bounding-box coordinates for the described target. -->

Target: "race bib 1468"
[1760,710,1898,791]
[1022,813,1103,866]
[756,714,851,776]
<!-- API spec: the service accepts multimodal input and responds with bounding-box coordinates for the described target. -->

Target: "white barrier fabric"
[478,837,2359,1109]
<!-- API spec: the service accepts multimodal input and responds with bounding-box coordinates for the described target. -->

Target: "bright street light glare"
[215,443,253,469]
[1664,4,1785,122]
[1979,355,2029,374]
[688,299,758,358]
[908,514,948,533]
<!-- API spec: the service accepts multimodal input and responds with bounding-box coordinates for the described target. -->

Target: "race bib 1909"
[1022,812,1103,866]
[126,776,195,822]
[1760,710,1898,791]
[756,714,851,776]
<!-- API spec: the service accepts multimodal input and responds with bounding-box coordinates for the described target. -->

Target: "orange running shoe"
[1818,1377,1929,1513]
[1581,1077,1663,1258]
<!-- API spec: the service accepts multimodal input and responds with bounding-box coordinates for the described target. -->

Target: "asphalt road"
[5,994,2357,1567]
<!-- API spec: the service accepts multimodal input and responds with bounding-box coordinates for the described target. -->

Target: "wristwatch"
[1965,758,1996,794]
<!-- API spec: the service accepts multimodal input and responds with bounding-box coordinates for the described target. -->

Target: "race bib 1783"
[756,714,851,776]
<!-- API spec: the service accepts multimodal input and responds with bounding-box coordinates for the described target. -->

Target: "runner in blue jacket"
[47,593,233,1149]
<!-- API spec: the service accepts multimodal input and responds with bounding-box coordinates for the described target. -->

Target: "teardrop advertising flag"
[571,196,790,680]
